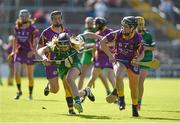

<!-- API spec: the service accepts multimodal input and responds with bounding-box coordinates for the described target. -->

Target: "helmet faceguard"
[19,9,31,24]
[121,16,137,36]
[56,33,71,52]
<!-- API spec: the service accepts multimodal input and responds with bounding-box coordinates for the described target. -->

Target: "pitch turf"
[0,77,180,122]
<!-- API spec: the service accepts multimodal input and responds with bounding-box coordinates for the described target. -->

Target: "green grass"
[0,77,180,122]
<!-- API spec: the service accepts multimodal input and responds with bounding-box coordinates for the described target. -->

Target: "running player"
[136,16,157,110]
[37,33,95,113]
[78,17,96,90]
[85,17,115,95]
[100,16,144,117]
[37,10,78,115]
[8,9,39,100]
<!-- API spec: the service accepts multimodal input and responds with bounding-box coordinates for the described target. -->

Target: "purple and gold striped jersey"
[14,24,39,52]
[105,30,144,61]
[38,26,70,60]
[94,27,113,68]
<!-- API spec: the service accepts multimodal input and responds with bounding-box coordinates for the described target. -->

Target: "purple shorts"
[15,51,35,65]
[93,50,113,69]
[123,63,140,74]
[93,60,113,69]
[45,64,58,79]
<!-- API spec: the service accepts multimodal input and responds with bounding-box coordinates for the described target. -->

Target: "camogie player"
[8,9,39,100]
[100,16,144,117]
[37,10,78,115]
[5,35,15,86]
[37,33,95,114]
[84,17,115,95]
[135,16,157,110]
[78,17,96,90]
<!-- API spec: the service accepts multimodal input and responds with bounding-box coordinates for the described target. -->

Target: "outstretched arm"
[37,46,51,66]
[83,32,102,41]
[100,37,115,63]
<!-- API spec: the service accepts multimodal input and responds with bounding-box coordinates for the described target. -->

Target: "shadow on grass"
[145,109,180,113]
[34,99,62,102]
[141,116,180,121]
[61,114,111,120]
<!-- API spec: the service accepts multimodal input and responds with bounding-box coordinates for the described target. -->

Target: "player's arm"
[144,33,157,51]
[36,33,47,50]
[132,41,144,63]
[37,46,51,65]
[7,32,17,62]
[144,46,157,51]
[144,42,157,51]
[100,37,115,63]
[83,32,102,41]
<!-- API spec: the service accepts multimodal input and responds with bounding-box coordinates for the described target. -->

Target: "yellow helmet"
[136,16,145,28]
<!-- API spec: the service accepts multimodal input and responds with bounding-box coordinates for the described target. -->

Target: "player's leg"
[106,62,126,106]
[138,69,148,110]
[0,70,2,86]
[78,64,89,90]
[0,65,2,86]
[14,62,22,99]
[66,67,83,113]
[79,86,95,102]
[115,63,126,110]
[99,71,111,95]
[86,67,101,88]
[26,64,35,100]
[107,68,116,88]
[7,63,14,86]
[44,65,59,96]
[127,69,139,117]
[62,77,76,115]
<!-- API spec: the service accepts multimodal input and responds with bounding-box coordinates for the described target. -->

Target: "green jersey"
[80,29,96,64]
[140,30,156,69]
[47,43,81,79]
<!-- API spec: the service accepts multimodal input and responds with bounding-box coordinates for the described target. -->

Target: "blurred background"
[0,0,180,78]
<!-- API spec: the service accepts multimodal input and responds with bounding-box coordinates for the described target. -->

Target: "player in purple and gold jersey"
[100,16,144,117]
[8,9,40,100]
[37,10,77,115]
[85,17,115,95]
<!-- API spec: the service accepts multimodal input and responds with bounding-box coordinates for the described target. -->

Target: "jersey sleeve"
[39,32,47,47]
[46,42,55,52]
[105,31,117,43]
[134,33,144,58]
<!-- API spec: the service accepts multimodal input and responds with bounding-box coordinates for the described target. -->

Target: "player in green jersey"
[37,33,95,114]
[136,16,157,110]
[78,17,96,90]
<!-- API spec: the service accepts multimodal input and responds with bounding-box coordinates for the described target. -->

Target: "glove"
[65,56,73,68]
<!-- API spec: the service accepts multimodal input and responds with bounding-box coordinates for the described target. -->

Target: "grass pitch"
[0,77,180,122]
